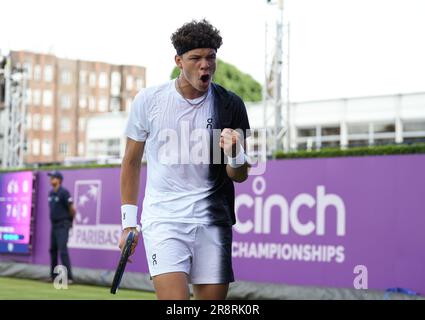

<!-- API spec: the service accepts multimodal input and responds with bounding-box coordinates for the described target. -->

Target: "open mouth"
[200,74,210,83]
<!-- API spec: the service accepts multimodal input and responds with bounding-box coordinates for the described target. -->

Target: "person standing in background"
[48,171,76,283]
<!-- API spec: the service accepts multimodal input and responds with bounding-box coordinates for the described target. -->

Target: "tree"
[171,59,262,102]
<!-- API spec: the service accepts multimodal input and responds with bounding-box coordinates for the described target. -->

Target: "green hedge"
[274,143,425,159]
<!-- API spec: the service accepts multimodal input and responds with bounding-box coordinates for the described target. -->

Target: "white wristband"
[121,204,138,230]
[228,145,247,168]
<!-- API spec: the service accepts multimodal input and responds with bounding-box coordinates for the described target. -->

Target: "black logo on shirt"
[152,253,157,266]
[206,118,213,129]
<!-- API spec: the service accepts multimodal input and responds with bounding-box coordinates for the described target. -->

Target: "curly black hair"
[171,19,223,56]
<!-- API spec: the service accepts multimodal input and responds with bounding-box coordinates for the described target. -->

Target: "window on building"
[23,62,32,80]
[61,94,71,109]
[79,118,86,131]
[88,138,120,157]
[403,121,425,132]
[79,70,87,85]
[60,118,71,132]
[32,139,40,156]
[321,141,340,148]
[87,141,95,156]
[61,70,72,85]
[78,142,85,155]
[26,89,32,105]
[297,127,316,137]
[402,121,425,144]
[44,65,54,82]
[371,123,395,145]
[79,95,87,109]
[126,75,133,90]
[99,97,108,112]
[126,98,132,112]
[89,96,96,111]
[373,123,395,133]
[136,77,144,91]
[43,90,52,107]
[99,72,108,88]
[297,139,318,150]
[348,140,369,147]
[34,65,42,81]
[110,97,120,112]
[89,72,97,87]
[107,139,121,156]
[42,115,52,131]
[347,124,369,135]
[374,138,396,146]
[26,114,32,130]
[59,142,69,156]
[347,123,370,147]
[42,139,52,156]
[111,71,121,96]
[33,89,41,106]
[404,137,425,144]
[321,126,340,136]
[33,114,41,130]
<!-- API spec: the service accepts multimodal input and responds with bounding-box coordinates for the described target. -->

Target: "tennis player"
[119,19,250,300]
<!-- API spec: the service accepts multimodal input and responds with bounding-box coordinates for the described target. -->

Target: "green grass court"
[0,276,156,300]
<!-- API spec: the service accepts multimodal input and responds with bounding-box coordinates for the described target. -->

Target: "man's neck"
[53,185,60,192]
[177,76,208,99]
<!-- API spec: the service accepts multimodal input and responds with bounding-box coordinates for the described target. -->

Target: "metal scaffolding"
[264,0,290,155]
[0,56,28,168]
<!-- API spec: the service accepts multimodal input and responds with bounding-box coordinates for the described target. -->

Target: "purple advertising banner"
[0,171,34,253]
[233,156,425,293]
[30,168,149,273]
[1,155,424,293]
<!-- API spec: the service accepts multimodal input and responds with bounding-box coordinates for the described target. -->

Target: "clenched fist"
[219,128,242,158]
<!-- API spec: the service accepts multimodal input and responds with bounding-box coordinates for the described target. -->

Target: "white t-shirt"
[126,79,230,227]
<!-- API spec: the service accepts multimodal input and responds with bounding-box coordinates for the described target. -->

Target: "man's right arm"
[119,138,145,256]
[120,137,145,206]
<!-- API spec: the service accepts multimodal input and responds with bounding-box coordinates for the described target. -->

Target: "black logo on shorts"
[206,118,213,129]
[152,254,157,266]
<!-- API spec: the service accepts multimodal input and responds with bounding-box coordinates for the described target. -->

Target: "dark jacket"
[48,186,73,224]
[209,83,251,225]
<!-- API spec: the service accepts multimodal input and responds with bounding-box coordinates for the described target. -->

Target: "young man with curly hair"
[119,19,251,300]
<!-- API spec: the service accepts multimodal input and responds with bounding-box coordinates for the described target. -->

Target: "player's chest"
[150,103,214,133]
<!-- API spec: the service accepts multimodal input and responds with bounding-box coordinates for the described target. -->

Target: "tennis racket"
[110,230,136,294]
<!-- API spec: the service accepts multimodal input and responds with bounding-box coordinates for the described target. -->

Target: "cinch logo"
[234,177,346,236]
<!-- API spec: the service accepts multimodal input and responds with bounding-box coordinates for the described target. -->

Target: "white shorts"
[141,221,234,284]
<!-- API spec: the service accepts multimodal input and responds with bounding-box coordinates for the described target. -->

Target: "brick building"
[2,50,146,164]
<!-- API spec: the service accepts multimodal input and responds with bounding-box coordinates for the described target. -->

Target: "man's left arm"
[68,202,76,220]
